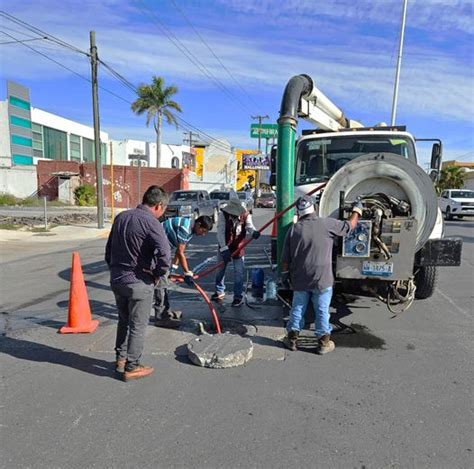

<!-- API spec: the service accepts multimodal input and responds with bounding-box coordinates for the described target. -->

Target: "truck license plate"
[362,261,393,277]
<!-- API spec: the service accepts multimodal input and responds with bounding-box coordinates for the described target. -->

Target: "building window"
[11,135,32,147]
[43,126,67,160]
[32,123,44,158]
[82,137,94,162]
[82,138,107,163]
[10,115,32,129]
[171,156,180,169]
[70,134,81,161]
[9,95,30,111]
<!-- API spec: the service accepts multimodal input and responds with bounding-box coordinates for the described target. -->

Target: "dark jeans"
[153,275,170,319]
[112,282,154,370]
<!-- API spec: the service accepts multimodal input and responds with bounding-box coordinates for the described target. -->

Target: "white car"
[438,189,474,220]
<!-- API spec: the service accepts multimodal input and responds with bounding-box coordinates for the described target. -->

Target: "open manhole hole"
[194,318,257,337]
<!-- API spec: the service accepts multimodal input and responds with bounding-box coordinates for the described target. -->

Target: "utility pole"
[90,31,104,228]
[390,0,408,126]
[183,131,199,147]
[251,114,269,153]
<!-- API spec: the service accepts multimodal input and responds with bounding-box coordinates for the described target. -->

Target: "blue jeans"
[215,254,245,300]
[287,287,333,337]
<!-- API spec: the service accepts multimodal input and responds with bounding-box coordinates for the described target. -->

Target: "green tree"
[436,165,466,193]
[131,76,182,168]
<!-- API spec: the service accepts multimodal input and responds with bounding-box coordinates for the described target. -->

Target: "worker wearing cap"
[281,195,363,354]
[212,198,260,307]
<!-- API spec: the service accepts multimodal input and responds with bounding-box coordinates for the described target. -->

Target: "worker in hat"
[211,198,261,307]
[281,195,363,354]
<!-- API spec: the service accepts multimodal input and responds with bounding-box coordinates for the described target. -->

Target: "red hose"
[170,181,327,334]
[194,182,327,280]
[170,274,222,334]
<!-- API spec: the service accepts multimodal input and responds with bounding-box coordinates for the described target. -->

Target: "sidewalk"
[0,222,111,244]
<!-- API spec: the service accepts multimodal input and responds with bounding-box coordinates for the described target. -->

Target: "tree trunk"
[156,111,162,168]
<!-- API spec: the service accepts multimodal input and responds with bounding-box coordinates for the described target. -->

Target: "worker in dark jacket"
[281,195,362,354]
[105,185,171,381]
[212,199,260,307]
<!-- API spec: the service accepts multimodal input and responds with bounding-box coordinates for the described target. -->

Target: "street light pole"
[391,0,408,126]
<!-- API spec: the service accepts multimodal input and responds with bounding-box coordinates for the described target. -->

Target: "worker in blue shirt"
[154,215,213,327]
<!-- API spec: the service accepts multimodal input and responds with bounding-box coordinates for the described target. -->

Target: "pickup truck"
[164,190,219,223]
[439,189,474,220]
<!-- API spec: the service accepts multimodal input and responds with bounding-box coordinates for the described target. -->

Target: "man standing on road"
[281,195,362,354]
[154,215,213,327]
[211,199,260,307]
[105,185,171,381]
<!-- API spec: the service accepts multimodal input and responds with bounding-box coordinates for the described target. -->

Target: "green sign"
[250,123,278,139]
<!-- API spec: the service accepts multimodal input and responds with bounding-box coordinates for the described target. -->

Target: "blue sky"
[1,0,473,167]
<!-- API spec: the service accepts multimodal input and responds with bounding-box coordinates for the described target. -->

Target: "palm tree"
[131,76,182,167]
[436,165,466,194]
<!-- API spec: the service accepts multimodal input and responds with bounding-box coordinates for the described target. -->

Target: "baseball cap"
[296,195,315,216]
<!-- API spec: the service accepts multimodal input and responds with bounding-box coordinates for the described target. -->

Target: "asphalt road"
[0,210,472,468]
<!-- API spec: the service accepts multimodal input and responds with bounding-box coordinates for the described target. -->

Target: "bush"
[74,184,96,206]
[0,193,20,206]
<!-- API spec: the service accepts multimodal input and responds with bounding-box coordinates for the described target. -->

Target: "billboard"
[241,152,270,170]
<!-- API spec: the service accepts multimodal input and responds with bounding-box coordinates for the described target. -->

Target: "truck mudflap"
[415,237,462,266]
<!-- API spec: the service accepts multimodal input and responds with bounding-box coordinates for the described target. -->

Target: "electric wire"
[0,11,88,56]
[2,17,235,152]
[168,0,261,112]
[136,0,253,116]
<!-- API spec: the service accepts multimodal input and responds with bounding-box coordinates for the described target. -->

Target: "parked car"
[164,190,218,223]
[209,190,239,211]
[237,191,254,213]
[439,189,474,220]
[256,192,276,208]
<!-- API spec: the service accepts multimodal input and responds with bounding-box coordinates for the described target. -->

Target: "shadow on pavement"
[0,336,118,379]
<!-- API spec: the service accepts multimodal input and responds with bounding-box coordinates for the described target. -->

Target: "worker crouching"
[281,195,362,354]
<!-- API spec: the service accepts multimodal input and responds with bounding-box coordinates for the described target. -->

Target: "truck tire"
[414,266,438,299]
[319,153,438,252]
[445,207,453,221]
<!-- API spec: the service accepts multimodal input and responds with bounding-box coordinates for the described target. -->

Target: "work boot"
[316,334,335,355]
[282,330,299,351]
[115,358,126,373]
[123,364,154,382]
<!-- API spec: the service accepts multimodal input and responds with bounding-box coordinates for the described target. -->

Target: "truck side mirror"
[430,143,442,172]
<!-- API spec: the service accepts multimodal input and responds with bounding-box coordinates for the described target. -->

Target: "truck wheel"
[414,266,438,299]
[445,207,453,221]
[213,208,218,224]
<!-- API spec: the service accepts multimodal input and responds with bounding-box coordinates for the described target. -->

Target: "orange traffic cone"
[59,252,99,334]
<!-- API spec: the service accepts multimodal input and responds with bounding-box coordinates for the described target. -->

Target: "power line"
[168,0,260,113]
[1,30,131,104]
[0,11,88,56]
[136,0,253,116]
[2,19,233,152]
[0,35,46,45]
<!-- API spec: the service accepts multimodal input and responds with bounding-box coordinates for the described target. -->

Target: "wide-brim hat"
[222,198,246,217]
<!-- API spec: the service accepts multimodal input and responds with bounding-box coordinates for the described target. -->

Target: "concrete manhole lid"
[187,333,253,368]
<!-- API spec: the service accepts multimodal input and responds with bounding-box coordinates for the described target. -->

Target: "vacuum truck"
[275,74,462,313]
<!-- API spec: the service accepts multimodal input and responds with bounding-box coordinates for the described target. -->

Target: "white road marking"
[437,288,471,319]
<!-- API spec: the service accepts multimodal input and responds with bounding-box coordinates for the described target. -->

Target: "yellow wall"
[235,148,258,191]
[194,146,205,178]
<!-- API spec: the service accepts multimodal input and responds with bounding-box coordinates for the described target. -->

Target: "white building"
[109,139,192,169]
[0,81,109,168]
